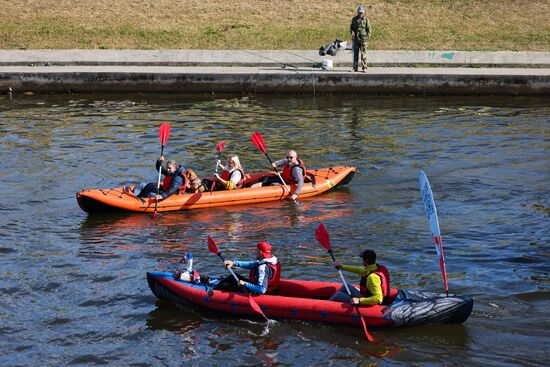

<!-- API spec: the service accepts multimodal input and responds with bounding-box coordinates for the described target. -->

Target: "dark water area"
[0,93,549,366]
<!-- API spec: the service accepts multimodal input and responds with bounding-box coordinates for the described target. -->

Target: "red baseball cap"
[257,241,272,258]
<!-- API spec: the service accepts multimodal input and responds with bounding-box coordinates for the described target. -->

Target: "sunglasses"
[286,156,295,159]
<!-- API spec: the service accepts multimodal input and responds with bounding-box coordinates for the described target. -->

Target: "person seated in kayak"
[260,150,305,201]
[329,249,391,306]
[134,157,188,200]
[214,241,281,295]
[202,154,245,191]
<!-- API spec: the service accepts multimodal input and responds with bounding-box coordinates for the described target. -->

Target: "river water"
[0,93,549,366]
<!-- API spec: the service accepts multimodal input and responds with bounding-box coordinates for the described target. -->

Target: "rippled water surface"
[0,93,549,366]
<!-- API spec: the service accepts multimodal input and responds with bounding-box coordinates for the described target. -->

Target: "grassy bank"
[2,0,549,50]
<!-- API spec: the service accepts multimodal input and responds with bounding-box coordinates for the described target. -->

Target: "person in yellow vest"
[330,249,391,305]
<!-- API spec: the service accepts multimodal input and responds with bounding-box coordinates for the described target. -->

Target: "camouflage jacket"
[350,15,371,42]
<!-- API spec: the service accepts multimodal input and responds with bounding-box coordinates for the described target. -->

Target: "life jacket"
[281,159,306,184]
[359,264,391,305]
[249,260,281,293]
[220,168,246,189]
[161,168,190,194]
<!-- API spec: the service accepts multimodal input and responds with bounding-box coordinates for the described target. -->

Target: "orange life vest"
[281,159,306,184]
[359,264,391,305]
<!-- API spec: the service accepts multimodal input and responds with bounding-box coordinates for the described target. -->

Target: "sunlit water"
[0,93,549,366]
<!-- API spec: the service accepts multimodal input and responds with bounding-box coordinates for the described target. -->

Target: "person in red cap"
[216,241,281,294]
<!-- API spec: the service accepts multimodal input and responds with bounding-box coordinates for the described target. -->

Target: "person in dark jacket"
[135,157,186,200]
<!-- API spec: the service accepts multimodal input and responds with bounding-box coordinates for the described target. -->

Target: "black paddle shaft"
[264,153,277,170]
[265,153,290,189]
[328,250,336,262]
[155,145,166,197]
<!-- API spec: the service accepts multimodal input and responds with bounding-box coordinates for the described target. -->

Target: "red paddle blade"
[216,141,226,153]
[159,123,171,146]
[315,223,331,251]
[207,236,219,254]
[358,311,375,342]
[251,132,267,154]
[248,295,265,316]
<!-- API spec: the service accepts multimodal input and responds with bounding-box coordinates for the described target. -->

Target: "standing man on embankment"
[350,5,372,73]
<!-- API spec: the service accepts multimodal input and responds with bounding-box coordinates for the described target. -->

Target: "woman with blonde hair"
[202,154,245,191]
[215,154,245,190]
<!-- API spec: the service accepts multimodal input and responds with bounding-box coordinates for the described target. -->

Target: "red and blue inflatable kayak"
[147,271,473,327]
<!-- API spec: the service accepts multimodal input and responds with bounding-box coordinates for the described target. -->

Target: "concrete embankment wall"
[1,50,549,95]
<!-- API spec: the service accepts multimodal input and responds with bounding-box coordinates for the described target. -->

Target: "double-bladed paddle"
[207,236,270,322]
[153,123,171,219]
[251,132,298,205]
[315,223,374,342]
[419,170,449,295]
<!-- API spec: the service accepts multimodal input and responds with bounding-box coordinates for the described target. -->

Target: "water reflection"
[1,93,549,366]
[146,299,407,365]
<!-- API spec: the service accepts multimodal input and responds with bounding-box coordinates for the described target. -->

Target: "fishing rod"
[243,50,317,70]
[285,51,323,66]
[243,51,319,94]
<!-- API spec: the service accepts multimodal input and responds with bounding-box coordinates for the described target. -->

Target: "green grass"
[1,0,549,50]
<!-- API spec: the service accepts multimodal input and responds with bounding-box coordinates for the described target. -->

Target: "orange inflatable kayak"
[76,166,356,214]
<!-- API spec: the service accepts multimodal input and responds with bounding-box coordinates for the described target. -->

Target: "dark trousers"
[137,182,159,198]
[353,39,367,70]
[261,176,285,186]
[201,179,225,192]
[214,273,249,293]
